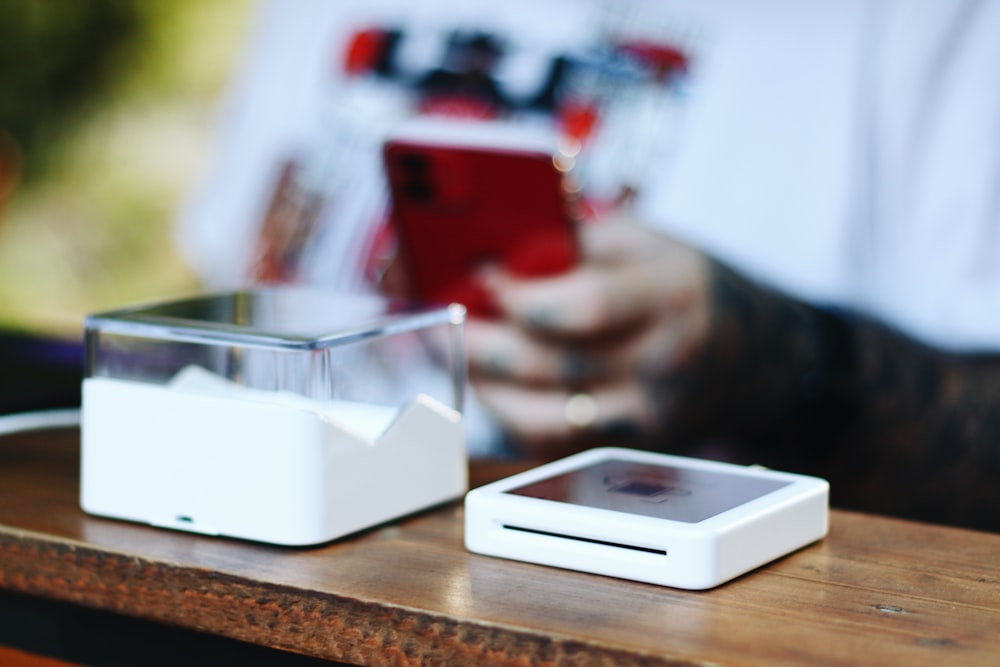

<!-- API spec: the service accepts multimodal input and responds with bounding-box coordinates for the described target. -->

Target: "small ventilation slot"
[502,524,666,555]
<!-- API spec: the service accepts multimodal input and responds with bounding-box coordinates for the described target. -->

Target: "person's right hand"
[465,215,712,460]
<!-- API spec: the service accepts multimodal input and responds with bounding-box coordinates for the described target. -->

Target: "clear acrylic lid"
[84,288,467,411]
[84,288,467,350]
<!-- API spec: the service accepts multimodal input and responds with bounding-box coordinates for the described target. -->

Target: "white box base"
[81,375,467,546]
[465,447,828,589]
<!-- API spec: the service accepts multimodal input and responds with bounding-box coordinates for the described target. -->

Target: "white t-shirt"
[178,0,1000,350]
[177,0,626,292]
[639,0,1000,352]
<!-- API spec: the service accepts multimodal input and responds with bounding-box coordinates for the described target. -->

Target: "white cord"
[0,408,81,436]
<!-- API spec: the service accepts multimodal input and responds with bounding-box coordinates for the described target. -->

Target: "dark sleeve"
[659,261,1000,532]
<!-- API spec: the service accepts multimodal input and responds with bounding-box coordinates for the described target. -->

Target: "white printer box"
[465,447,828,589]
[81,288,468,546]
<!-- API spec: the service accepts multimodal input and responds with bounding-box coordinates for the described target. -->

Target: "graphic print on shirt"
[248,10,703,292]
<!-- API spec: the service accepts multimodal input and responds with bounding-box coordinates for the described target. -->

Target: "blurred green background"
[0,0,251,336]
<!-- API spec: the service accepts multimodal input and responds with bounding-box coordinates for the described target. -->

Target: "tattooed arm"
[466,218,999,530]
[664,261,1000,531]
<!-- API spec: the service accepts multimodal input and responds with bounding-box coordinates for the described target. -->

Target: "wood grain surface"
[1,428,998,666]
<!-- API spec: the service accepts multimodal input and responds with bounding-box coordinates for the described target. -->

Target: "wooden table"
[1,427,998,666]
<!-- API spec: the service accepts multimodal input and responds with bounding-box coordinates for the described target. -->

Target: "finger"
[466,312,700,386]
[482,262,660,337]
[375,250,410,299]
[496,234,708,338]
[578,216,661,261]
[471,378,656,456]
[466,317,615,384]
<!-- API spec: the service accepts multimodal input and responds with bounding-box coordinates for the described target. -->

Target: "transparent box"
[80,287,468,545]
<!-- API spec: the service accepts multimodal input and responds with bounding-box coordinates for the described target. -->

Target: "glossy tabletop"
[1,427,998,666]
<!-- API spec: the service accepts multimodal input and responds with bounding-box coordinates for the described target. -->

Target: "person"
[178,0,1000,531]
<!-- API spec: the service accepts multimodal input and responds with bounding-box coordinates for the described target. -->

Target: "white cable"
[0,408,81,436]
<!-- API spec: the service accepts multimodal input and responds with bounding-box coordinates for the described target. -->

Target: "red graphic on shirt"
[250,24,692,296]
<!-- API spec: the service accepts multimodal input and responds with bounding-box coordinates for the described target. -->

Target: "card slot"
[501,524,667,556]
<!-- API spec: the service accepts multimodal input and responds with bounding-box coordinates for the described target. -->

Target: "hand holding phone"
[383,118,579,316]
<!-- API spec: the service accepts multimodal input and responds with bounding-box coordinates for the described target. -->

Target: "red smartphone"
[383,118,579,316]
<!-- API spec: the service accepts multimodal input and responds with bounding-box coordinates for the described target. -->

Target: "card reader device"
[465,447,828,589]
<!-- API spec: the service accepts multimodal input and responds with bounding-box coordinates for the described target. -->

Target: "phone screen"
[506,459,790,523]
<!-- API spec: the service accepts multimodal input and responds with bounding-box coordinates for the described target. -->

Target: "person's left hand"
[465,215,711,460]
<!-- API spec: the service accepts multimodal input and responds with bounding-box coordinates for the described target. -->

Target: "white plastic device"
[82,370,466,546]
[464,447,829,589]
[80,288,468,546]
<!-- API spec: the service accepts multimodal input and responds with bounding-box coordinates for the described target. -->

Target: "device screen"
[506,459,791,523]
